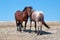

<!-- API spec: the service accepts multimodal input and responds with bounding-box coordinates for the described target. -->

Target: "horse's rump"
[15,11,23,21]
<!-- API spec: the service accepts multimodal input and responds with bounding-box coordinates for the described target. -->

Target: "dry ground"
[0,21,60,40]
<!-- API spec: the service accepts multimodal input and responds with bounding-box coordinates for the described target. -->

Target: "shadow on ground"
[19,29,52,35]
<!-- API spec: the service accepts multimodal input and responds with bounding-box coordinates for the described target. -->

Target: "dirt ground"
[0,25,60,40]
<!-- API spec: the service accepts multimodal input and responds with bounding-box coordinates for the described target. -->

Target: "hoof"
[40,33,42,35]
[37,33,39,35]
[29,31,31,33]
[21,26,23,28]
[35,31,37,33]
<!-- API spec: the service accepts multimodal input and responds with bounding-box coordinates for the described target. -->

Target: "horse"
[15,6,32,32]
[30,10,50,35]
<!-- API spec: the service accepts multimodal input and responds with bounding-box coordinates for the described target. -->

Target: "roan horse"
[30,10,50,35]
[15,7,32,32]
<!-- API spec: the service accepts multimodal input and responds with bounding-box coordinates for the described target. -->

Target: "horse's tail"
[42,21,50,29]
[39,13,50,29]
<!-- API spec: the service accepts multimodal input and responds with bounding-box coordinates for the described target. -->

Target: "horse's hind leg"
[29,20,32,33]
[36,21,39,35]
[39,16,43,35]
[16,21,20,31]
[16,20,18,31]
[19,23,22,32]
[39,22,42,35]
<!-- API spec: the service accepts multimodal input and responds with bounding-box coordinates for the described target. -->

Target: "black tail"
[39,13,50,29]
[43,21,50,29]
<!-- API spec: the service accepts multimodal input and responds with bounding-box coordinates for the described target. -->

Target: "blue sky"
[0,0,60,21]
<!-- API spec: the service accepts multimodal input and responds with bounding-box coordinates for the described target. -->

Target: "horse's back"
[15,10,22,15]
[32,11,43,16]
[33,11,40,16]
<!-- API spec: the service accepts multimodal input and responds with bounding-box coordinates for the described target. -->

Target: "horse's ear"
[29,6,32,9]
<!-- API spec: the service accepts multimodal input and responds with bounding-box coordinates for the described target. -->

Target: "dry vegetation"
[0,21,60,40]
[0,21,60,26]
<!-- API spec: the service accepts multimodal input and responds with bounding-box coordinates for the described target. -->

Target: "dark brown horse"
[30,10,50,35]
[15,7,32,32]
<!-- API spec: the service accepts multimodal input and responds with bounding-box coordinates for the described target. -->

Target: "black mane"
[23,6,32,12]
[23,7,27,12]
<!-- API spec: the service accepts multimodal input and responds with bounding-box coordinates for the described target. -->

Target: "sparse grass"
[0,21,60,40]
[0,21,60,27]
[46,21,60,26]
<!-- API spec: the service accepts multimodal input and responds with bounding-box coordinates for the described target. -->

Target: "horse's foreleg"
[29,20,32,33]
[21,23,23,28]
[24,21,27,30]
[35,21,37,33]
[36,21,39,35]
[19,23,22,32]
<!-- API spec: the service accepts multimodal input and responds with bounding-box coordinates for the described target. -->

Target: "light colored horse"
[30,10,50,35]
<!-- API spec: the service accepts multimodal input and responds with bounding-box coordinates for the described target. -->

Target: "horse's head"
[23,6,32,16]
[27,7,32,16]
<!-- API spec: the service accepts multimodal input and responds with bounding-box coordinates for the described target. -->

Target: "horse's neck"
[30,11,34,16]
[22,11,28,18]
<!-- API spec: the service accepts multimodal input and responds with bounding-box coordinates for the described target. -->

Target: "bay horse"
[15,7,32,32]
[30,10,50,35]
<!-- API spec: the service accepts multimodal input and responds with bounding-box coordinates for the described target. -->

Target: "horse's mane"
[23,7,27,12]
[23,6,32,12]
